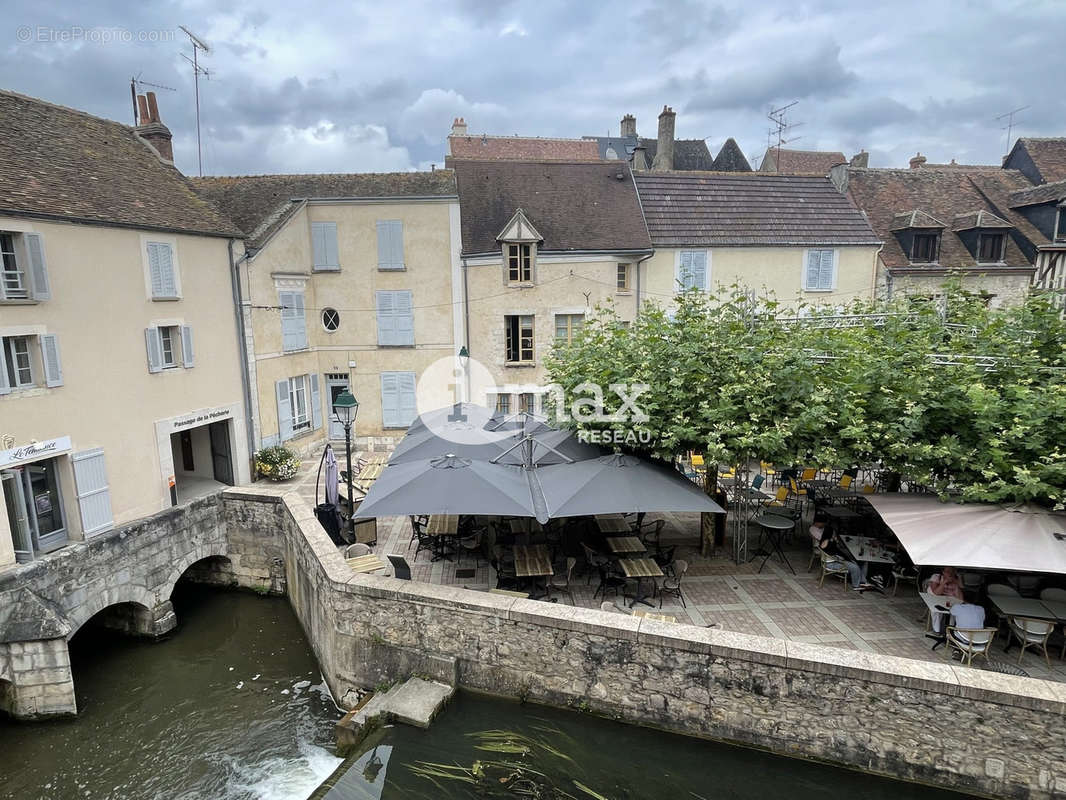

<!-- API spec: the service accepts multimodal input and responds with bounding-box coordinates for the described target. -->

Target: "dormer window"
[507,243,532,282]
[1057,207,1066,241]
[977,232,1005,263]
[497,208,542,286]
[911,233,940,263]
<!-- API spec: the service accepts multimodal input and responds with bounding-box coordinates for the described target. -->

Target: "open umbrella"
[389,425,604,466]
[353,454,538,519]
[534,453,725,519]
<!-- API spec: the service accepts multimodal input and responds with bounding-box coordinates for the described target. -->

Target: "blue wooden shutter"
[280,291,307,350]
[376,290,395,345]
[310,374,323,430]
[380,372,400,427]
[40,334,62,387]
[395,290,414,345]
[180,325,194,368]
[148,242,177,298]
[398,372,417,426]
[0,344,10,395]
[276,379,294,441]
[312,222,339,270]
[376,220,404,269]
[690,251,707,290]
[145,327,163,373]
[147,243,165,297]
[25,233,50,300]
[72,449,114,536]
[819,250,835,289]
[806,250,834,290]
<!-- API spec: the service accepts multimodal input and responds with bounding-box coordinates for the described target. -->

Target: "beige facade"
[881,267,1035,309]
[641,245,881,309]
[242,198,461,449]
[0,215,250,568]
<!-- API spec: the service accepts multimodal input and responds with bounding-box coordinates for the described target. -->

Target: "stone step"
[335,677,454,755]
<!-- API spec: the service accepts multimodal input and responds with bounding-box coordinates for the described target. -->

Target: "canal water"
[0,585,978,800]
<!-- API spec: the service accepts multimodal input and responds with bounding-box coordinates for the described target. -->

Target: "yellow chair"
[862,484,875,494]
[799,467,817,481]
[690,453,705,468]
[839,474,853,490]
[788,477,810,513]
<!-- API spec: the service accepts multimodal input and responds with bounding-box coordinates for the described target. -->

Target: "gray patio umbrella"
[534,453,726,518]
[389,424,604,466]
[353,454,538,519]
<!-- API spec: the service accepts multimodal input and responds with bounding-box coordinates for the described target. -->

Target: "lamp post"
[332,390,359,534]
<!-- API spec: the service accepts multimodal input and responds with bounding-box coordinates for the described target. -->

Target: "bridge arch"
[66,585,159,640]
[164,550,235,597]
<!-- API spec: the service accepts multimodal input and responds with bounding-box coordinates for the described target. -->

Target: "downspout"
[462,256,471,355]
[872,242,885,300]
[228,238,257,474]
[634,251,654,317]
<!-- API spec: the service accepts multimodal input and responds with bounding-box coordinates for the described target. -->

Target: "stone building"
[0,91,252,569]
[1003,138,1066,296]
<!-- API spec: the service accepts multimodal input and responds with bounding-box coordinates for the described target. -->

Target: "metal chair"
[1008,616,1054,667]
[593,563,628,601]
[818,551,849,591]
[656,559,688,609]
[549,556,577,605]
[945,626,998,667]
[345,543,372,558]
[581,543,609,584]
[987,583,1020,598]
[459,529,483,568]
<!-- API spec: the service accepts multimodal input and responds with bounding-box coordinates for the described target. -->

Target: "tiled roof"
[1010,179,1066,208]
[711,138,752,172]
[760,147,847,175]
[0,90,239,236]
[452,160,652,255]
[846,167,1046,269]
[191,171,457,248]
[633,172,879,247]
[889,210,947,230]
[447,135,600,162]
[639,138,715,171]
[1015,138,1066,183]
[952,209,1012,231]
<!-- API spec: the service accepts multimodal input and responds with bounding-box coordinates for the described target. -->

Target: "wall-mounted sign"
[0,436,72,469]
[170,406,233,431]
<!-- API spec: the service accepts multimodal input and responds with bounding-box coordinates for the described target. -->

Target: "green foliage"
[545,284,1066,507]
[254,445,301,481]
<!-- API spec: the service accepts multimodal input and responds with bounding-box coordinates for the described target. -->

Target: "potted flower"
[255,445,301,482]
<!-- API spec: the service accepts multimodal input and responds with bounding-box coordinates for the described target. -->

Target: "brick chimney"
[849,150,869,168]
[651,105,675,171]
[620,114,636,138]
[909,152,927,169]
[451,117,468,136]
[134,92,173,163]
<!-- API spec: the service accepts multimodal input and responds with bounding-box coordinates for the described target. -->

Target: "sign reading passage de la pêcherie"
[0,436,73,469]
[170,406,233,432]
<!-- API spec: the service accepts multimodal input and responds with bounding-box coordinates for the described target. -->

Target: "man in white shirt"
[948,592,987,650]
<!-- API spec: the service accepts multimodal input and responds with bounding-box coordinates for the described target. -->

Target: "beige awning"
[865,493,1066,574]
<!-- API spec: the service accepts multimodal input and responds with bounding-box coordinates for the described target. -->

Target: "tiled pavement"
[285,446,1066,684]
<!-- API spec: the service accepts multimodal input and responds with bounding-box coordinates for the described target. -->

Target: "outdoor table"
[605,535,645,555]
[595,515,630,534]
[919,591,958,639]
[345,554,386,574]
[352,462,384,493]
[990,595,1059,620]
[426,514,459,561]
[618,557,664,607]
[514,544,553,599]
[749,513,796,574]
[1038,599,1066,621]
[840,535,895,565]
[823,505,863,533]
[633,609,677,623]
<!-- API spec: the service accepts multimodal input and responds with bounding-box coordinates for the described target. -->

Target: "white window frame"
[289,375,311,431]
[140,234,182,301]
[555,313,584,344]
[802,248,838,292]
[505,314,535,363]
[617,262,631,292]
[676,249,710,292]
[159,326,178,368]
[4,335,34,387]
[0,232,28,300]
[505,243,534,283]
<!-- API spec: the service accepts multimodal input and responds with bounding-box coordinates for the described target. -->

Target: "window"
[3,336,33,387]
[1057,208,1066,241]
[311,222,340,270]
[507,243,533,283]
[4,456,71,559]
[289,375,311,431]
[555,313,584,344]
[147,241,179,299]
[519,392,536,414]
[322,307,340,332]
[144,326,193,373]
[0,231,48,301]
[495,393,511,414]
[381,371,417,428]
[376,290,414,346]
[505,315,535,363]
[376,220,404,270]
[977,233,1005,263]
[159,326,178,368]
[804,249,836,291]
[678,250,708,291]
[617,262,631,291]
[0,332,63,393]
[279,291,308,351]
[911,233,939,263]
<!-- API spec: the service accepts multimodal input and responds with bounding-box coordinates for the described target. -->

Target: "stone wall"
[222,486,1066,800]
[0,639,75,718]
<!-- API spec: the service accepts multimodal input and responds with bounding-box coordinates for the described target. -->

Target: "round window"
[322,307,340,332]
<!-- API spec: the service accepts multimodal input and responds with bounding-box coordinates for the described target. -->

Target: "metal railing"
[1,268,27,299]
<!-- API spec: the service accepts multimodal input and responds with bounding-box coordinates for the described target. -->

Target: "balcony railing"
[1,268,28,299]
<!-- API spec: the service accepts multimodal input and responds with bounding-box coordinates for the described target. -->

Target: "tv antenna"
[766,101,803,172]
[179,25,211,176]
[129,74,175,125]
[994,105,1029,157]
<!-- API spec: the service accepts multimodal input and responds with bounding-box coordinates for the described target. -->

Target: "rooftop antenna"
[129,74,176,125]
[766,101,803,172]
[995,105,1030,157]
[179,25,211,176]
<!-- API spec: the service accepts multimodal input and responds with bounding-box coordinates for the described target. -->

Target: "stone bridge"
[0,493,286,719]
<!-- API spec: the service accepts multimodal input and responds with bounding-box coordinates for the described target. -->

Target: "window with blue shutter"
[805,249,836,291]
[311,222,340,270]
[24,233,50,300]
[147,242,178,299]
[376,290,414,346]
[145,327,163,373]
[40,334,62,387]
[280,290,308,351]
[276,379,294,441]
[180,325,194,368]
[376,220,404,270]
[310,374,323,430]
[381,371,417,428]
[678,250,708,291]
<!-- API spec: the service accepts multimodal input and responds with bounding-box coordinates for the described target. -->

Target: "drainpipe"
[462,256,471,355]
[228,238,257,475]
[634,251,654,317]
[872,243,884,300]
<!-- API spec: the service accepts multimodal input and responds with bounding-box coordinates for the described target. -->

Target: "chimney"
[849,150,869,168]
[451,117,468,136]
[651,105,675,171]
[620,113,636,138]
[909,152,927,170]
[134,92,173,163]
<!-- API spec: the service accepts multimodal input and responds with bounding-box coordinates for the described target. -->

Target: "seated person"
[948,592,987,645]
[816,521,872,591]
[928,566,965,601]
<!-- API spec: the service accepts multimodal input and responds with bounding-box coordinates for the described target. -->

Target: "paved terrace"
[290,448,1066,685]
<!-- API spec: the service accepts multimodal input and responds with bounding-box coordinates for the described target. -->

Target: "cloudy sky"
[4,0,1063,176]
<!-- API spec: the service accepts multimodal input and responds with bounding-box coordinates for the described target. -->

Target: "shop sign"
[171,406,233,431]
[0,436,72,469]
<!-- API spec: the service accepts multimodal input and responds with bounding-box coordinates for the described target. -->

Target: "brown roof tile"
[634,172,878,247]
[760,147,847,175]
[191,171,457,248]
[0,90,239,236]
[1014,138,1066,183]
[1010,178,1066,208]
[889,210,947,230]
[452,160,651,255]
[447,135,599,163]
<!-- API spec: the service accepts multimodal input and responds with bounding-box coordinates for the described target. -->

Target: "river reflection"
[0,585,342,800]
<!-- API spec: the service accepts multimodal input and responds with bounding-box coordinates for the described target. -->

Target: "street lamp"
[332,391,359,535]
